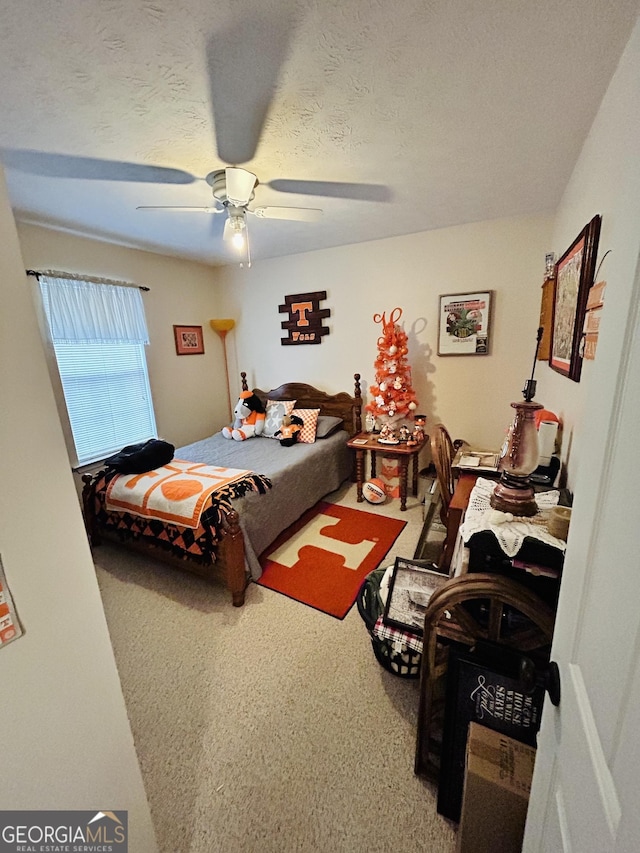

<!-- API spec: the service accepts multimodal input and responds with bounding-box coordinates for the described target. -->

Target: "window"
[39,275,157,466]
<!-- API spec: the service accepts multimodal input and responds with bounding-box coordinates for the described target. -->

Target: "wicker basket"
[356,566,422,679]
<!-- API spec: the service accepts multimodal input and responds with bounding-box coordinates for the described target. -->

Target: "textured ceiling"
[1,0,638,266]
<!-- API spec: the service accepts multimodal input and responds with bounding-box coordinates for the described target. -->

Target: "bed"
[82,372,363,606]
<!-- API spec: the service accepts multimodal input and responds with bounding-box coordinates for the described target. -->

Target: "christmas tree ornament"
[413,414,427,442]
[378,424,399,445]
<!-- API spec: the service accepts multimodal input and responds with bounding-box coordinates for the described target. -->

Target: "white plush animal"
[221,391,266,441]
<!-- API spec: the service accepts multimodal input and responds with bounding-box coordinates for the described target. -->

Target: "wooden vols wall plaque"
[279,291,330,346]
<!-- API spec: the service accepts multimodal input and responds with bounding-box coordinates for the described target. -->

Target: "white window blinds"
[39,275,157,465]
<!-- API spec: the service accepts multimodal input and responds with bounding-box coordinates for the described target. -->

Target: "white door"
[523,263,640,851]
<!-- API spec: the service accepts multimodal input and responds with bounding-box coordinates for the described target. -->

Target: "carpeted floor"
[94,480,456,853]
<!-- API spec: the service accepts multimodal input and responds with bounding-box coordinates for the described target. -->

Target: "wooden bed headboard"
[241,372,363,437]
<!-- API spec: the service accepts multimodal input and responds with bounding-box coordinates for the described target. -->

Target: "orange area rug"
[258,501,406,619]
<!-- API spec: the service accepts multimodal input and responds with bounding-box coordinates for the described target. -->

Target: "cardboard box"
[379,455,400,499]
[456,723,536,853]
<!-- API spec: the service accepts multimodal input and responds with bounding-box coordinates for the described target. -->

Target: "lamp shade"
[210,318,236,334]
[498,401,542,477]
[491,399,543,517]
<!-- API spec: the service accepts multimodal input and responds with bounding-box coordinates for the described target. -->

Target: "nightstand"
[347,432,427,511]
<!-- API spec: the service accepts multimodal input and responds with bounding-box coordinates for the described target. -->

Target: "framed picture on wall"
[173,325,204,355]
[438,291,493,356]
[550,215,601,381]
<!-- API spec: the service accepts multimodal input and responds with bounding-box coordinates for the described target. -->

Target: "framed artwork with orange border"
[550,215,601,381]
[173,325,204,355]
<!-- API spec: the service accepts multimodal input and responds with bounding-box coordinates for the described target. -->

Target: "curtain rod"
[26,269,150,292]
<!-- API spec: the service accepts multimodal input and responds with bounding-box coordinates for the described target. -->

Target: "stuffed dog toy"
[222,391,266,441]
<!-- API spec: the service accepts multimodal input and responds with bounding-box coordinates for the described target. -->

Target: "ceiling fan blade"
[0,149,197,184]
[205,4,298,165]
[225,168,257,206]
[250,206,322,222]
[266,179,393,202]
[136,206,221,212]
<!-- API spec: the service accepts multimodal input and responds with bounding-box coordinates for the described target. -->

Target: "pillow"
[315,415,344,439]
[263,399,296,438]
[291,408,320,444]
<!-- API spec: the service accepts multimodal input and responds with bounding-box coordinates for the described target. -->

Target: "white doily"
[459,477,566,558]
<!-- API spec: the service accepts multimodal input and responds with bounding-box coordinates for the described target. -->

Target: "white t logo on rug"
[267,513,377,569]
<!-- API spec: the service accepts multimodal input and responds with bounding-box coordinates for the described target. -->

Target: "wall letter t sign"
[279,291,330,345]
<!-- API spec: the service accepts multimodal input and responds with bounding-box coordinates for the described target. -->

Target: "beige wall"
[535,15,640,487]
[18,223,229,452]
[0,172,157,848]
[216,213,553,451]
[524,18,640,844]
[18,215,562,465]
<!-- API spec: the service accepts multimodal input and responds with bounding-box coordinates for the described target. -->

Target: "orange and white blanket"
[105,460,252,529]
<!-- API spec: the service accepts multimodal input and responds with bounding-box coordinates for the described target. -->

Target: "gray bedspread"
[176,430,352,580]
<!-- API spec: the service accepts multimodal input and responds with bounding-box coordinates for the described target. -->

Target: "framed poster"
[173,325,204,355]
[550,215,601,381]
[438,291,493,356]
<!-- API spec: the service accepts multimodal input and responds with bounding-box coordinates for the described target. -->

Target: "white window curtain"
[39,275,157,466]
[39,275,149,344]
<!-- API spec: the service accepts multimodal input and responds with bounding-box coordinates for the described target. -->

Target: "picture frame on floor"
[382,557,448,636]
[437,643,545,822]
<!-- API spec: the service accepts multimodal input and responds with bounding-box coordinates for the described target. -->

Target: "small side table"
[347,432,427,511]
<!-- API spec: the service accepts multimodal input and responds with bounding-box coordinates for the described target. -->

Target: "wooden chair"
[430,424,466,570]
[414,573,555,780]
[431,424,457,526]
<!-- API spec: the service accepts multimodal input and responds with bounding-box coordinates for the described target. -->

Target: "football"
[363,478,387,504]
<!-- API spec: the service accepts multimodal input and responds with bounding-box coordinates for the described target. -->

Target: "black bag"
[104,439,175,474]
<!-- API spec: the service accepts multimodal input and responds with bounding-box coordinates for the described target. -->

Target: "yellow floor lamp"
[209,318,236,422]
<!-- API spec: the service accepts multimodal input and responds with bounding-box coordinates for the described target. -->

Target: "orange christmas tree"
[365,307,419,426]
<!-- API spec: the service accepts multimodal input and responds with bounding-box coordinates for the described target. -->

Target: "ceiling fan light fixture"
[223,209,251,268]
[229,212,246,249]
[225,167,258,207]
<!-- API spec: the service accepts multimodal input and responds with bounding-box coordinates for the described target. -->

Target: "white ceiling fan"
[136,166,323,267]
[131,12,391,266]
